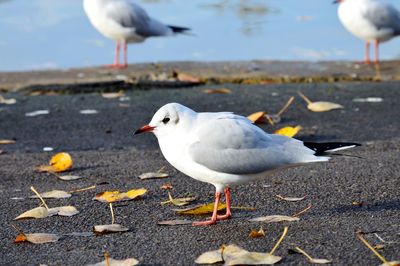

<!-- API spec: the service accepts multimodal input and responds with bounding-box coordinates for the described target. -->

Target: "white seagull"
[135,103,360,226]
[335,0,400,64]
[83,0,190,68]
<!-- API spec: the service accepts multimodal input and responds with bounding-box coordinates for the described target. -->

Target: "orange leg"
[107,40,128,69]
[122,40,128,68]
[217,188,231,220]
[364,41,371,64]
[374,39,380,64]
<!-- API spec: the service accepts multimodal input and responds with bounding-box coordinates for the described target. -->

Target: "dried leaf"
[161,192,196,206]
[138,172,169,180]
[58,175,82,181]
[223,244,282,265]
[25,110,49,117]
[249,227,266,238]
[0,139,16,144]
[86,257,139,266]
[0,95,17,105]
[353,97,383,103]
[157,220,192,226]
[276,194,306,202]
[30,190,71,199]
[48,206,79,217]
[36,152,73,173]
[14,233,60,244]
[93,224,129,234]
[380,261,400,266]
[15,206,49,220]
[195,249,223,264]
[102,91,124,99]
[94,188,147,203]
[160,183,173,190]
[80,109,98,114]
[307,101,344,112]
[295,247,332,264]
[174,202,226,215]
[273,126,302,138]
[247,111,267,123]
[202,88,232,94]
[249,215,300,223]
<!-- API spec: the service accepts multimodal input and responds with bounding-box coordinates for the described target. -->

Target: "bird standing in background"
[83,0,190,68]
[335,0,400,64]
[135,103,360,226]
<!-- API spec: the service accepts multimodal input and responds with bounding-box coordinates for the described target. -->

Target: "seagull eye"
[162,117,170,124]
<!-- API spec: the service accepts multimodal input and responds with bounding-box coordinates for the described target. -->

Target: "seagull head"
[134,103,195,137]
[333,0,345,4]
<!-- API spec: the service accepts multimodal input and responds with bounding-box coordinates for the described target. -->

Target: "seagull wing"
[187,114,326,175]
[362,2,400,34]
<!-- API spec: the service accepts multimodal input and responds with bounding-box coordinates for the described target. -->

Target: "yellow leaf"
[37,152,73,173]
[15,206,49,220]
[202,88,232,94]
[94,188,147,203]
[308,101,344,112]
[247,111,266,123]
[161,192,196,206]
[174,202,226,215]
[273,126,302,138]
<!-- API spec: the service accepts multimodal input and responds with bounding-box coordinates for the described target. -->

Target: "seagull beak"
[332,0,342,4]
[134,125,155,135]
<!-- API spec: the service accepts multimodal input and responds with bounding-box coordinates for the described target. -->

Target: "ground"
[0,62,399,265]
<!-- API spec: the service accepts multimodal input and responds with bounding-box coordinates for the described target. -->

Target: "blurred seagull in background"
[83,0,190,68]
[135,103,360,226]
[335,0,400,64]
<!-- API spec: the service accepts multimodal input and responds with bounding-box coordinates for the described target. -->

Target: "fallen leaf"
[0,95,17,105]
[15,207,49,220]
[58,175,83,181]
[138,172,169,180]
[195,249,224,264]
[161,192,196,206]
[25,110,49,117]
[273,126,302,138]
[14,233,60,244]
[173,71,201,83]
[30,190,71,199]
[101,91,124,99]
[223,244,282,265]
[0,139,16,144]
[157,220,192,226]
[203,88,232,94]
[356,231,398,266]
[249,227,266,238]
[93,224,129,234]
[295,247,332,264]
[94,188,147,203]
[160,183,173,190]
[48,206,79,217]
[353,97,383,103]
[249,215,300,223]
[80,109,98,114]
[276,194,306,202]
[86,257,139,266]
[380,261,400,266]
[174,202,226,215]
[36,152,73,173]
[298,92,343,112]
[247,111,267,123]
[292,204,312,217]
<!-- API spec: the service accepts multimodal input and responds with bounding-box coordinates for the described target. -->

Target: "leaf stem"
[277,96,295,116]
[30,186,49,210]
[297,91,313,105]
[69,185,96,193]
[356,232,389,264]
[292,204,312,217]
[109,203,115,224]
[270,226,288,255]
[295,246,314,261]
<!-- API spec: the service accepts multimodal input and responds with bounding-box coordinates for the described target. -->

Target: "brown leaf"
[157,220,192,226]
[15,207,49,220]
[380,262,400,266]
[86,257,139,266]
[276,194,306,202]
[15,233,60,244]
[0,139,16,144]
[249,227,266,238]
[160,183,173,190]
[93,224,129,234]
[202,88,232,94]
[249,215,300,223]
[138,172,169,180]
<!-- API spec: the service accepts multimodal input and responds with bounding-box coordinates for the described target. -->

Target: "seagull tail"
[168,25,191,34]
[304,142,361,156]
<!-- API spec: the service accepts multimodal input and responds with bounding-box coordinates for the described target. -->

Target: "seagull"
[135,103,360,226]
[335,0,400,64]
[83,0,190,68]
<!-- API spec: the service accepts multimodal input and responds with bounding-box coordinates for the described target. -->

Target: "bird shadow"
[331,199,400,214]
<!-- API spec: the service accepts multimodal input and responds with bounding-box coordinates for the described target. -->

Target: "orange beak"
[134,125,155,135]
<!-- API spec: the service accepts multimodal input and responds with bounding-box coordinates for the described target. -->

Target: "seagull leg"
[192,191,221,226]
[364,41,371,64]
[374,39,380,64]
[122,40,128,68]
[107,41,121,69]
[217,188,231,220]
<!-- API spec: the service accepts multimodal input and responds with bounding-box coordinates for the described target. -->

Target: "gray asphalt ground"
[0,76,399,265]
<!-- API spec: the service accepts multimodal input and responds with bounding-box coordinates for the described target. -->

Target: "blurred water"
[0,0,399,71]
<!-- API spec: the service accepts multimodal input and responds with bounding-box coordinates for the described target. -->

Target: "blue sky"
[0,0,399,71]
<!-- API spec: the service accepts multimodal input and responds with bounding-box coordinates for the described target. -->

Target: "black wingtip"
[168,25,191,34]
[304,142,361,155]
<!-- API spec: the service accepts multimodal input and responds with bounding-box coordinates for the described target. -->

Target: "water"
[0,0,399,71]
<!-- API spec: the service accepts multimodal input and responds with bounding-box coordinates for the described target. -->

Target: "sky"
[0,0,399,71]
